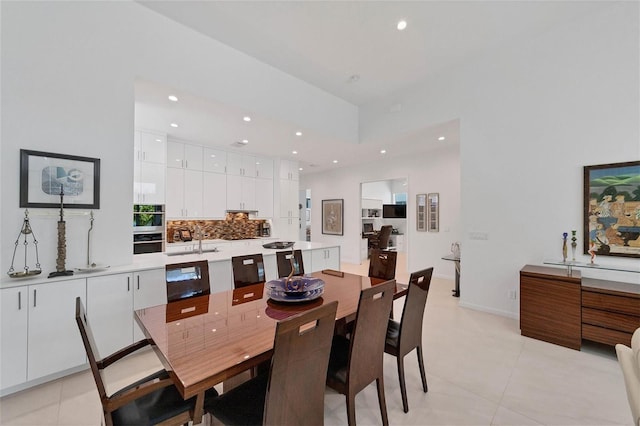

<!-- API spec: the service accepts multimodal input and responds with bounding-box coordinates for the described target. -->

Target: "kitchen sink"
[165,248,220,256]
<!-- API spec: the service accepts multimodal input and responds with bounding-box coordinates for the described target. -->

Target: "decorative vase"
[562,232,568,262]
[570,230,577,261]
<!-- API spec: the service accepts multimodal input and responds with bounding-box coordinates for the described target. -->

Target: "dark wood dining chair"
[384,267,433,413]
[231,253,266,288]
[326,280,396,426]
[368,249,397,280]
[75,297,217,426]
[276,249,305,278]
[369,225,393,251]
[205,301,339,426]
[165,260,210,303]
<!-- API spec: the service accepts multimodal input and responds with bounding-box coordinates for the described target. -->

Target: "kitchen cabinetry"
[167,140,203,171]
[279,159,299,181]
[227,153,256,177]
[227,175,255,211]
[87,270,167,357]
[133,131,166,204]
[310,247,340,272]
[255,157,273,179]
[203,172,227,218]
[203,148,227,174]
[166,167,203,218]
[27,279,87,381]
[209,260,233,293]
[254,178,274,218]
[1,287,28,389]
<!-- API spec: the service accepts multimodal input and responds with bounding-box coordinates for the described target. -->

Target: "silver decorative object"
[7,210,42,278]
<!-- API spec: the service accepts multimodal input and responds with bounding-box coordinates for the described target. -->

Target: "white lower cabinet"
[1,287,28,389]
[209,260,233,293]
[310,247,340,272]
[87,270,167,358]
[27,279,87,382]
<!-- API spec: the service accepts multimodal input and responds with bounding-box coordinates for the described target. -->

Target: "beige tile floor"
[0,253,632,425]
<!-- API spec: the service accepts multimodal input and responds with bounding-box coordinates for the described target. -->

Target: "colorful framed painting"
[322,199,343,235]
[20,149,101,209]
[583,160,640,258]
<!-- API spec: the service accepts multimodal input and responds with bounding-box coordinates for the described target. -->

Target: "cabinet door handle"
[185,160,188,169]
[18,291,21,310]
[33,289,37,307]
[137,275,140,290]
[127,276,130,292]
[142,152,146,161]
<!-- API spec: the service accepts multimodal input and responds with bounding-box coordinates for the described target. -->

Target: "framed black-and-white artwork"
[20,149,101,209]
[322,199,343,235]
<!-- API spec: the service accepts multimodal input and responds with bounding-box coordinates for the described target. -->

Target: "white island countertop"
[1,240,339,289]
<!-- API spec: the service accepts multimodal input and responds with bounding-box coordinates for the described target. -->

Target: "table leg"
[452,261,460,297]
[192,392,204,424]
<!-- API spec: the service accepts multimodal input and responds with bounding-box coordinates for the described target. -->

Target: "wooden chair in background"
[231,254,266,288]
[276,249,305,278]
[368,249,397,280]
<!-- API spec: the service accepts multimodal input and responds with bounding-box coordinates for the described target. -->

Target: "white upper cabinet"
[255,157,274,179]
[134,130,166,204]
[227,153,256,177]
[167,140,203,171]
[254,178,274,218]
[203,148,227,174]
[279,159,299,181]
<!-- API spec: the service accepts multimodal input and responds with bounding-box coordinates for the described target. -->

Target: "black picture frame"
[583,160,640,258]
[322,199,343,235]
[20,149,101,209]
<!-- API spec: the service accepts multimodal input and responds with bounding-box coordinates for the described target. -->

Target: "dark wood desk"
[135,271,406,423]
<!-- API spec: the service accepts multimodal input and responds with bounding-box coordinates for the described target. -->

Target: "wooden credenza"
[520,265,640,350]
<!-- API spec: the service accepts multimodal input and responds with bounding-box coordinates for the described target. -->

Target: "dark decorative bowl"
[266,276,325,303]
[262,241,295,249]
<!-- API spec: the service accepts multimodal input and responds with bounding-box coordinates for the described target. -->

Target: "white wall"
[358,3,640,317]
[1,1,357,274]
[362,181,392,203]
[301,143,461,277]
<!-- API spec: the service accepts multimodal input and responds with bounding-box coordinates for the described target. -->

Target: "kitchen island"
[0,240,340,396]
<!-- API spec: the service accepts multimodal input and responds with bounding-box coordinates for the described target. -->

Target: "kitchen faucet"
[194,224,203,254]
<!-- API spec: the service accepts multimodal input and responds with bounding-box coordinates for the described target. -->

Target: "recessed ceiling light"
[333,160,338,164]
[380,149,387,154]
[210,154,216,158]
[295,131,302,136]
[298,167,303,171]
[243,116,251,122]
[292,151,298,155]
[438,136,446,141]
[255,161,260,165]
[347,74,360,84]
[168,95,178,102]
[155,138,161,142]
[397,20,407,31]
[242,139,249,144]
[170,123,178,128]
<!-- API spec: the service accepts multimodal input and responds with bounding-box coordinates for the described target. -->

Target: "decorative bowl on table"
[266,276,325,303]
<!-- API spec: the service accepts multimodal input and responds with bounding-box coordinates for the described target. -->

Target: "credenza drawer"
[582,291,640,316]
[581,307,640,333]
[582,323,632,347]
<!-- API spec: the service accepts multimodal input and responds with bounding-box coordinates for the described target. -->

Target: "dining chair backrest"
[232,253,266,288]
[348,280,396,391]
[75,297,108,400]
[616,327,640,426]
[165,260,210,303]
[398,267,433,355]
[369,249,397,280]
[264,301,339,425]
[276,249,305,278]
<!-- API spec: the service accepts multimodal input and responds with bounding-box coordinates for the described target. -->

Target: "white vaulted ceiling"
[134,1,610,173]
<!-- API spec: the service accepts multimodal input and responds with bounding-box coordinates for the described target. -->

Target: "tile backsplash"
[167,213,266,243]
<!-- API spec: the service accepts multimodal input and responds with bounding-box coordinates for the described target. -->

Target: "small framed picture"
[427,193,439,232]
[20,149,100,209]
[322,199,343,235]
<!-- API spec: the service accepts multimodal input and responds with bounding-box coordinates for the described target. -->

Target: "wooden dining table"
[134,270,407,423]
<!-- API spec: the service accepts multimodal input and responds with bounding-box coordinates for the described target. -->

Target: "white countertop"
[1,240,338,289]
